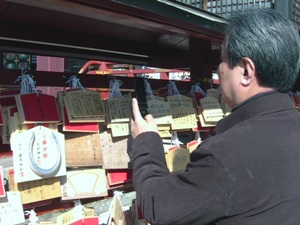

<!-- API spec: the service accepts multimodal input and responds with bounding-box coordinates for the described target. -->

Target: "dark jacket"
[130,91,300,225]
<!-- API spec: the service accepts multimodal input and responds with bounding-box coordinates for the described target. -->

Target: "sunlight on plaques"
[166,94,194,109]
[165,94,197,130]
[200,96,224,123]
[170,106,198,130]
[105,96,132,137]
[63,89,106,122]
[111,122,130,137]
[8,175,61,204]
[147,99,173,125]
[100,130,131,169]
[166,147,190,172]
[107,96,132,123]
[61,169,108,200]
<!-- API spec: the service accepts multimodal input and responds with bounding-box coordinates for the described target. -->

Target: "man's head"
[218,9,300,108]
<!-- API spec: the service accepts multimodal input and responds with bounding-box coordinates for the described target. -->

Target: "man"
[129,9,300,225]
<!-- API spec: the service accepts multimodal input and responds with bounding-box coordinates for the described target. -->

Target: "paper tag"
[107,96,132,123]
[110,122,130,137]
[206,88,220,99]
[0,192,25,225]
[166,147,190,172]
[171,106,197,130]
[108,194,126,225]
[198,113,217,127]
[8,172,61,204]
[100,130,131,169]
[146,99,173,125]
[11,126,66,183]
[64,132,103,167]
[201,110,224,123]
[10,112,58,151]
[166,94,194,109]
[187,140,200,153]
[200,97,224,123]
[61,168,108,200]
[158,129,172,138]
[200,96,221,110]
[64,89,105,122]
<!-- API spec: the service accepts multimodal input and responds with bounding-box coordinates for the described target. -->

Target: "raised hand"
[131,98,158,139]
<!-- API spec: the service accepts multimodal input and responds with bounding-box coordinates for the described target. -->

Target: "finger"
[130,118,135,131]
[130,118,135,128]
[144,114,158,133]
[144,114,154,122]
[132,98,142,120]
[130,118,137,139]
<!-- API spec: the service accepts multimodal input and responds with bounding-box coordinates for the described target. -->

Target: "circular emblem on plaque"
[28,130,61,176]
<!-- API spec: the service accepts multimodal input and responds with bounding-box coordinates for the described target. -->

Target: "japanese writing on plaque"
[171,106,197,130]
[65,89,105,117]
[200,96,221,110]
[111,122,130,137]
[17,143,24,178]
[9,174,61,204]
[206,88,220,99]
[200,97,224,122]
[166,95,194,109]
[0,192,25,225]
[107,96,132,122]
[100,131,131,169]
[147,99,172,125]
[166,147,190,172]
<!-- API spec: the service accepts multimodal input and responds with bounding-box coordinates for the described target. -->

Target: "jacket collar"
[215,91,294,134]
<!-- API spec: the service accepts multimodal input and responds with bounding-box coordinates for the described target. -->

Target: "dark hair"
[223,9,300,92]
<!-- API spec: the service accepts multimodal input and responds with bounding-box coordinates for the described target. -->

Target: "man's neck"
[232,90,279,112]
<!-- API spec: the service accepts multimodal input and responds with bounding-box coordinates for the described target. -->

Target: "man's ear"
[240,57,256,86]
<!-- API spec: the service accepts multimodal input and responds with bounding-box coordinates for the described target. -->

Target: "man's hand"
[131,98,158,139]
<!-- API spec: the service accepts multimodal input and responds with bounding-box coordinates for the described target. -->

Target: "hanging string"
[195,131,202,144]
[109,79,123,98]
[14,70,38,94]
[113,190,124,200]
[167,81,182,106]
[171,131,180,147]
[64,75,84,89]
[190,83,207,97]
[144,78,155,100]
